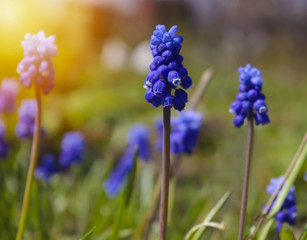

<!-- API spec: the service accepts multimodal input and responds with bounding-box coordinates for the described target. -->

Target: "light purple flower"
[15,99,43,139]
[17,31,58,94]
[0,78,19,113]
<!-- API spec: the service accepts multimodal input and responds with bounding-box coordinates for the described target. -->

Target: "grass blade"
[185,191,231,240]
[79,226,97,240]
[256,219,274,240]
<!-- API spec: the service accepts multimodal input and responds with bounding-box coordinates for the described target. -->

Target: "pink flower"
[17,31,58,94]
[0,78,20,113]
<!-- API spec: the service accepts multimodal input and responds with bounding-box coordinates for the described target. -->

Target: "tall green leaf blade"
[109,147,138,240]
[280,227,296,240]
[256,218,274,240]
[79,226,97,240]
[185,191,231,240]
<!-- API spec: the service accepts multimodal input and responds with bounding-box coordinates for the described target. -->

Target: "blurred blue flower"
[35,154,59,182]
[156,110,203,155]
[15,99,37,139]
[229,64,270,127]
[59,131,85,169]
[305,171,307,182]
[144,25,192,111]
[0,121,9,159]
[127,124,151,161]
[15,99,45,139]
[265,175,297,232]
[104,124,152,198]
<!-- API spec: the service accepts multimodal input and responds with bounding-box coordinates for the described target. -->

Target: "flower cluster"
[17,31,58,94]
[35,131,85,182]
[229,64,270,127]
[144,25,192,111]
[0,78,19,113]
[0,121,9,159]
[35,154,59,182]
[15,99,44,139]
[156,110,203,155]
[104,124,151,198]
[59,131,86,169]
[265,176,297,232]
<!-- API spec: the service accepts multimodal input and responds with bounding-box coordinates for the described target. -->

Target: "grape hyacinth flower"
[35,154,59,182]
[104,124,151,198]
[17,31,58,94]
[0,121,9,160]
[232,64,270,240]
[144,25,192,111]
[304,171,307,182]
[229,64,270,128]
[59,131,86,169]
[156,110,203,155]
[0,78,19,113]
[265,176,297,232]
[15,99,44,139]
[16,31,58,240]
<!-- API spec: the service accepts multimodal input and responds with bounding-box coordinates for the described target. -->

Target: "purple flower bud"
[146,71,160,85]
[253,99,268,113]
[229,101,242,115]
[151,35,162,45]
[254,112,270,125]
[163,94,174,108]
[167,71,181,87]
[178,66,188,79]
[149,63,156,71]
[247,89,258,101]
[240,101,252,116]
[174,95,186,111]
[167,60,179,71]
[251,76,263,86]
[233,115,245,127]
[180,76,193,89]
[239,84,250,92]
[153,80,167,97]
[236,93,248,101]
[175,89,188,103]
[176,55,183,63]
[152,56,165,68]
[157,65,169,79]
[161,50,173,62]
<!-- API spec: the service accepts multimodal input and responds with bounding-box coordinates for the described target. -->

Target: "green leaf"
[280,227,296,240]
[79,226,97,240]
[185,191,231,240]
[299,224,307,240]
[268,143,307,219]
[257,218,274,240]
[109,147,138,240]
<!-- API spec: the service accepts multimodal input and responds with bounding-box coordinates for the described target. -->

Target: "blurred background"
[0,0,306,239]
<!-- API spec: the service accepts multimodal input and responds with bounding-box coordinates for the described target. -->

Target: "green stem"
[16,85,42,240]
[159,107,171,240]
[238,116,254,240]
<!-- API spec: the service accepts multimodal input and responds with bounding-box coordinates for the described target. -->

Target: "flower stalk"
[159,107,171,240]
[16,85,42,240]
[238,115,254,240]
